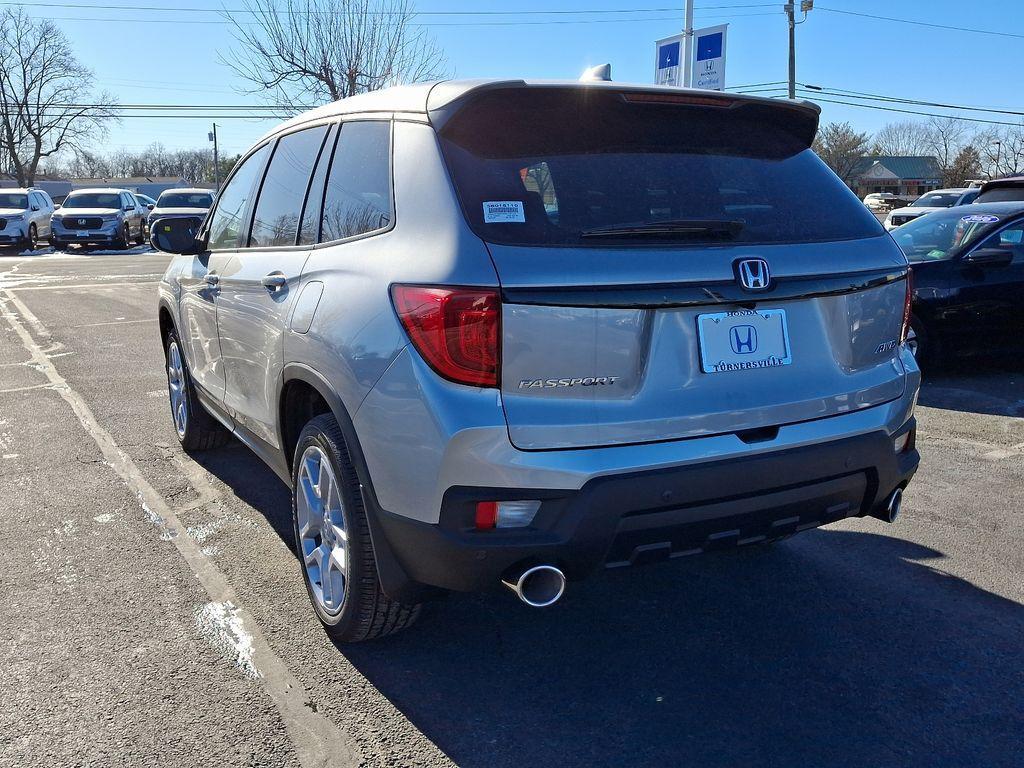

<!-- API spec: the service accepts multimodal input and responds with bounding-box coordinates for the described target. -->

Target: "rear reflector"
[900,270,913,344]
[391,285,500,387]
[475,501,498,530]
[475,500,542,530]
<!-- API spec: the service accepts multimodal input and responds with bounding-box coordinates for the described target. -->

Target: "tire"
[292,413,421,642]
[26,224,38,251]
[50,239,65,251]
[134,222,145,245]
[164,329,230,451]
[116,223,130,250]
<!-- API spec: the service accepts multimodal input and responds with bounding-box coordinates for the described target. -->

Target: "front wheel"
[164,329,229,451]
[115,223,130,250]
[26,224,38,251]
[292,414,421,642]
[134,222,145,245]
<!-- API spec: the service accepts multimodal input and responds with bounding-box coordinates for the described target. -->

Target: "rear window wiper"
[580,219,745,240]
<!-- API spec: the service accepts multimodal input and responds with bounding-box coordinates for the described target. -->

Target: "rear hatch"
[433,84,909,450]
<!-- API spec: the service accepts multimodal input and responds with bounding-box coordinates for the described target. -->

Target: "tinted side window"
[297,123,337,246]
[208,143,271,250]
[250,125,328,248]
[320,121,392,242]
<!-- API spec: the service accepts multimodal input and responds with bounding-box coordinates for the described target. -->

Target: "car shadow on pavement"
[919,359,1024,417]
[187,443,294,544]
[343,529,1023,768]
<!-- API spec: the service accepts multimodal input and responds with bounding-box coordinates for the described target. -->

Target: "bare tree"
[52,144,240,184]
[871,120,930,156]
[222,0,448,115]
[975,123,1024,178]
[813,122,871,187]
[921,117,971,186]
[0,8,118,186]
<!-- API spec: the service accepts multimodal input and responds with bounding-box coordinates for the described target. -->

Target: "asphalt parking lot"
[1,248,1022,767]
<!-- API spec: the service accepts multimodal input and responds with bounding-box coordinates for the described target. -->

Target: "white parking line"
[1,287,359,768]
[9,280,159,291]
[71,318,159,329]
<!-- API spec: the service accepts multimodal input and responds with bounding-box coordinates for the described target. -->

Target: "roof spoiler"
[427,81,821,152]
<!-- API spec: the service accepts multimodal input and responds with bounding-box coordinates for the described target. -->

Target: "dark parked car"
[976,176,1024,203]
[891,201,1024,365]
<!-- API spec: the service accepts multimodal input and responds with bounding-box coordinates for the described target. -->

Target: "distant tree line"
[42,144,240,184]
[812,116,1023,189]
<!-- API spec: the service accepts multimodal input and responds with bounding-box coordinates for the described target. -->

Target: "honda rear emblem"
[737,259,771,291]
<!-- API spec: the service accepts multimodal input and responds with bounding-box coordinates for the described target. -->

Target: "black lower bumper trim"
[366,423,920,597]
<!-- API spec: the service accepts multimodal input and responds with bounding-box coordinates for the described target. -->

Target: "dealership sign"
[655,25,728,89]
[691,24,728,90]
[654,34,684,87]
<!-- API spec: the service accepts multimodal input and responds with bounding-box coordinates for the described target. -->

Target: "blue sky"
[20,0,1024,157]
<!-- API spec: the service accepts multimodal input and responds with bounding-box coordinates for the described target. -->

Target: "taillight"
[391,285,500,387]
[900,270,913,344]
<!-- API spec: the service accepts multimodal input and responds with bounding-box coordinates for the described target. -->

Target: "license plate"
[76,231,89,237]
[696,308,792,374]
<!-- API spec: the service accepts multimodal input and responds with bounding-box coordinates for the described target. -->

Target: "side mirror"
[31,205,39,211]
[963,247,1013,268]
[147,204,154,211]
[151,216,204,255]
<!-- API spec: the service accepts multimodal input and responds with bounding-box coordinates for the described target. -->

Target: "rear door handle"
[262,272,287,290]
[204,273,220,286]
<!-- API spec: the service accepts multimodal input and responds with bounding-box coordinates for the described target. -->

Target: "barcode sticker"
[482,201,526,223]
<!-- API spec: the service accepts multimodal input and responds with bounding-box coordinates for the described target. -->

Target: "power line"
[801,84,1024,119]
[25,11,780,27]
[815,6,1024,41]
[3,1,779,15]
[793,94,1023,127]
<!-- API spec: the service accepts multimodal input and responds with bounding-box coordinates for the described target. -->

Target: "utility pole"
[786,3,796,99]
[209,123,221,192]
[682,0,694,88]
[786,1,813,100]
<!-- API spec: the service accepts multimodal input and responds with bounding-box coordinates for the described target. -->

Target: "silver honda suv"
[0,187,55,250]
[154,80,921,642]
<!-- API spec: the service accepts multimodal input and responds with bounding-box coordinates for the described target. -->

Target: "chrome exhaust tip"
[502,565,566,608]
[874,488,903,524]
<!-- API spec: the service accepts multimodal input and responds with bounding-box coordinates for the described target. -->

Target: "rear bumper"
[367,420,919,597]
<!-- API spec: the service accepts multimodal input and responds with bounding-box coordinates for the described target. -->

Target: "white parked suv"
[883,188,972,230]
[0,188,56,250]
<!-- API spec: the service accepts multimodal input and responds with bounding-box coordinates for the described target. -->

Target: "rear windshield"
[64,193,121,209]
[976,187,1024,203]
[437,88,883,247]
[911,192,961,208]
[159,192,213,208]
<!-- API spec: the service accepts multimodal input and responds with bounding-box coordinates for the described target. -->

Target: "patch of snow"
[195,601,260,679]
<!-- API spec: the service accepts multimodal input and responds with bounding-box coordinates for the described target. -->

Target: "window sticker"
[482,201,526,223]
[961,214,999,224]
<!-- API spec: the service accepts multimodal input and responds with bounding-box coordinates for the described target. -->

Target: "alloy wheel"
[296,445,349,617]
[166,340,188,438]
